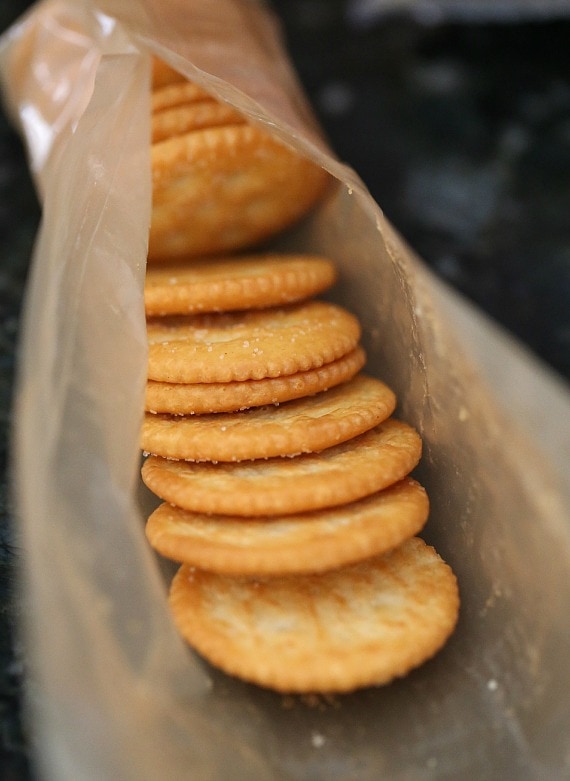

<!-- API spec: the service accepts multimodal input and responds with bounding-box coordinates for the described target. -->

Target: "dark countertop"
[0,5,41,779]
[274,3,570,378]
[1,1,569,778]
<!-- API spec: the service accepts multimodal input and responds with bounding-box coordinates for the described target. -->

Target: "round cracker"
[146,477,429,576]
[141,374,396,461]
[168,536,460,693]
[144,253,337,316]
[145,347,366,414]
[146,301,361,384]
[141,418,422,516]
[151,81,212,113]
[152,100,245,144]
[149,124,330,260]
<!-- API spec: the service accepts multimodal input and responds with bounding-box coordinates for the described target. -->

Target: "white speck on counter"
[487,678,499,691]
[311,731,326,748]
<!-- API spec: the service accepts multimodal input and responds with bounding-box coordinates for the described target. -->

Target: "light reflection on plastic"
[20,102,54,172]
[94,11,117,38]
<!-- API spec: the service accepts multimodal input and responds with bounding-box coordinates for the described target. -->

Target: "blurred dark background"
[270,1,570,381]
[1,1,569,778]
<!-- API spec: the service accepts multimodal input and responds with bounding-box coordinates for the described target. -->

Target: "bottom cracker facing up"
[168,537,460,693]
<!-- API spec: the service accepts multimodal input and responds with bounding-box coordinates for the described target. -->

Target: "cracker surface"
[145,347,366,414]
[144,253,337,316]
[146,301,361,384]
[141,418,422,516]
[152,81,212,112]
[141,374,396,461]
[146,477,429,576]
[149,124,330,260]
[152,99,246,143]
[141,64,459,693]
[152,58,186,89]
[168,537,460,693]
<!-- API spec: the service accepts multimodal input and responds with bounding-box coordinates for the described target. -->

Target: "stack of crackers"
[140,60,459,694]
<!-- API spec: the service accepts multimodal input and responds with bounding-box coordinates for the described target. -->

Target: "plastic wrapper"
[1,1,569,779]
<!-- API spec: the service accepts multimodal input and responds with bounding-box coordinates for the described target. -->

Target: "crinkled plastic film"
[1,1,569,780]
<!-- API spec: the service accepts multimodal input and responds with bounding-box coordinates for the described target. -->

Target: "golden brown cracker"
[144,253,337,316]
[146,301,361,384]
[149,124,330,260]
[151,80,212,112]
[141,418,422,516]
[145,347,366,415]
[152,58,186,89]
[152,99,246,144]
[141,374,396,461]
[146,477,429,576]
[168,536,460,693]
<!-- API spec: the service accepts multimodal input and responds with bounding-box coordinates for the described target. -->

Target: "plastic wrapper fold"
[1,0,569,779]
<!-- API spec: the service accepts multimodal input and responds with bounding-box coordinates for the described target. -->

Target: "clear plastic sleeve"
[1,1,569,779]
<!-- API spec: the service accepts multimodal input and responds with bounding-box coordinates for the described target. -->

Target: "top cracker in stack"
[140,59,459,694]
[149,59,330,262]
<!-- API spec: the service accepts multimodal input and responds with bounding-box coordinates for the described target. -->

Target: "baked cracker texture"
[168,537,460,693]
[151,80,211,112]
[140,60,460,696]
[144,253,337,316]
[146,477,430,576]
[146,301,361,384]
[141,419,422,516]
[152,99,246,143]
[149,124,330,260]
[145,346,366,414]
[140,374,397,461]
